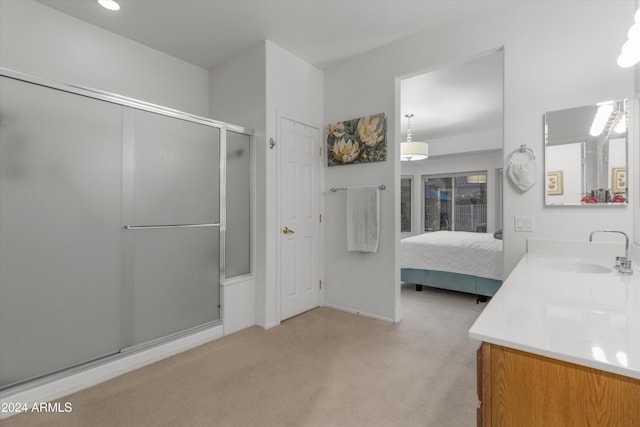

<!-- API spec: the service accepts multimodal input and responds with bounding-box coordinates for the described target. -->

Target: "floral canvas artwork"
[326,113,386,166]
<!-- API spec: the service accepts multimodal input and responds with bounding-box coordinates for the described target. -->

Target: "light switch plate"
[514,215,535,232]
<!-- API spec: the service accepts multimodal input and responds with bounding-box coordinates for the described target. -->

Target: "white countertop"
[469,241,640,380]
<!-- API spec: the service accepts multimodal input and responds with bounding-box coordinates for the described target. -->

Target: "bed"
[401,231,503,298]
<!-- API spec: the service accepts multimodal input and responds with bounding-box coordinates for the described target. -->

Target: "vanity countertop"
[469,244,640,380]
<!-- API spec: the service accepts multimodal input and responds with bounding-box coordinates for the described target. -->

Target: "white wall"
[609,138,627,195]
[322,84,399,322]
[210,43,266,129]
[545,143,583,205]
[0,0,209,116]
[324,0,636,322]
[610,138,626,171]
[401,150,503,237]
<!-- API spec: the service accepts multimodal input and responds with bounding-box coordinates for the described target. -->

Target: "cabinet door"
[482,343,640,426]
[123,108,221,347]
[0,77,123,388]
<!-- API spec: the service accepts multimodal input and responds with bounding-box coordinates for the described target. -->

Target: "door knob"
[282,226,295,234]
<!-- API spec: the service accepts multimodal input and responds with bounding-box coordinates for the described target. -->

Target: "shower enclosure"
[0,69,251,390]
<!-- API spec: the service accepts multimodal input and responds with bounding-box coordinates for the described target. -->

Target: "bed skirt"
[401,268,502,297]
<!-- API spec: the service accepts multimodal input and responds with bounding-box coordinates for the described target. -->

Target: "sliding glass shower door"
[0,72,226,390]
[122,109,221,348]
[0,76,123,388]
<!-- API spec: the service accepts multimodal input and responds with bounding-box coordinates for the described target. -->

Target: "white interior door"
[279,118,321,320]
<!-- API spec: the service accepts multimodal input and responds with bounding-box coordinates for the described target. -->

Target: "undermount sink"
[542,261,612,274]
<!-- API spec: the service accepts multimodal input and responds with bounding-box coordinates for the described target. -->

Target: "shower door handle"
[124,223,221,230]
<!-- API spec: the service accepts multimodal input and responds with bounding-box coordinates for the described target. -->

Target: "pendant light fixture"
[400,114,429,161]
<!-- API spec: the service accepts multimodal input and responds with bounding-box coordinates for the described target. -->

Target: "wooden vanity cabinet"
[477,342,640,426]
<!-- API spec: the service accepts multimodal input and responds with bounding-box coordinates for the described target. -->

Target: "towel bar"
[329,185,386,192]
[124,223,221,230]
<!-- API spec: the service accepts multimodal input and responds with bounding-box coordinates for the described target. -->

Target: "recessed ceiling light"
[98,0,120,11]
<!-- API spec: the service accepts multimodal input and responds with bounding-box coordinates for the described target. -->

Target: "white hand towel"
[346,186,380,253]
[507,159,537,192]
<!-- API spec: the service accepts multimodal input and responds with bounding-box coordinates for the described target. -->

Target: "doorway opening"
[398,49,504,309]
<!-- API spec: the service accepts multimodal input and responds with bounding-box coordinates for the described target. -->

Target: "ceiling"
[35,0,506,137]
[401,51,503,141]
[35,0,505,70]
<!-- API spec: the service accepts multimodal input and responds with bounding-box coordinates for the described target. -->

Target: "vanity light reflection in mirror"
[544,99,628,206]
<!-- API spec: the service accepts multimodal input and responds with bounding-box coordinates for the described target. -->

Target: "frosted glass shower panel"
[0,77,122,388]
[132,109,220,225]
[225,131,251,278]
[127,109,221,346]
[132,227,220,345]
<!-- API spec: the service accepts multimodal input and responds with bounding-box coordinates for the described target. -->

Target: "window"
[423,172,487,233]
[401,177,412,232]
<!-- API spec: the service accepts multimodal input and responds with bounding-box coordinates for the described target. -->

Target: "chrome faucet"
[589,230,633,275]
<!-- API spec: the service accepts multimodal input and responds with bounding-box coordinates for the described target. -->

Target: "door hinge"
[319,213,323,223]
[319,280,323,289]
[319,147,323,157]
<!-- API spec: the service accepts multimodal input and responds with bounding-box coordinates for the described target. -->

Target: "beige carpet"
[3,285,485,427]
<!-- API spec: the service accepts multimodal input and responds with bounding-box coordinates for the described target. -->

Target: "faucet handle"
[615,256,621,268]
[619,258,633,275]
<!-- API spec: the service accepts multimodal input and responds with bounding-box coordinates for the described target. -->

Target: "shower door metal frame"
[0,67,253,390]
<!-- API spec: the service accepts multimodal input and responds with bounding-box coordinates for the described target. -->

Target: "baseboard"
[0,325,224,420]
[323,303,395,324]
[261,321,280,330]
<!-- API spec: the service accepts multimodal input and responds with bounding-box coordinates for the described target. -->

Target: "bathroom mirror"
[544,99,628,206]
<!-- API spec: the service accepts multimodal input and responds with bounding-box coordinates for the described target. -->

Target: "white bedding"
[401,231,503,280]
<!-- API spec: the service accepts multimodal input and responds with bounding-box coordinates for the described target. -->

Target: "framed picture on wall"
[547,170,563,195]
[326,113,387,166]
[612,167,626,194]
